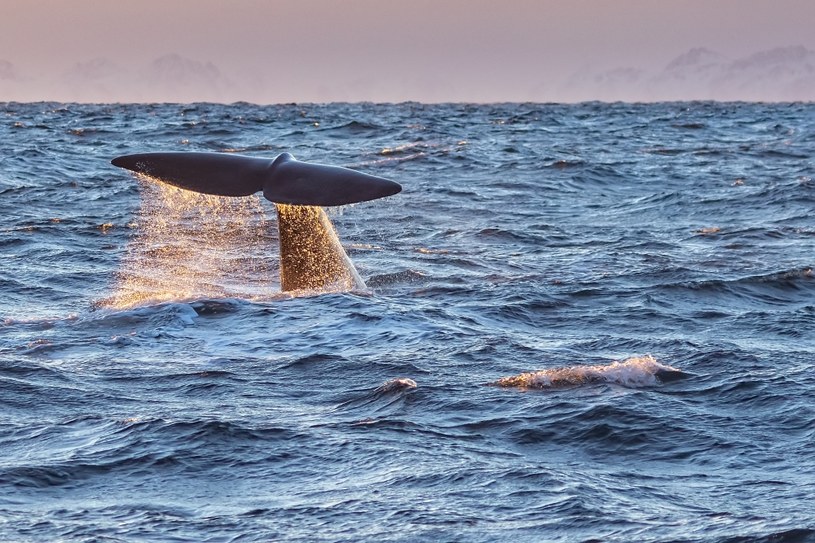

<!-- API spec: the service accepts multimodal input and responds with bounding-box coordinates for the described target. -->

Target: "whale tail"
[110,152,401,206]
[111,152,400,293]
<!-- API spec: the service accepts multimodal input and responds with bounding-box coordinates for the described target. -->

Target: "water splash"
[103,178,277,309]
[102,179,366,309]
[494,355,682,389]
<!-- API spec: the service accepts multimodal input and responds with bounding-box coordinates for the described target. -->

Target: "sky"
[1,0,814,103]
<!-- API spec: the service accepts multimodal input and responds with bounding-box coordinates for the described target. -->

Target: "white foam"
[495,355,678,389]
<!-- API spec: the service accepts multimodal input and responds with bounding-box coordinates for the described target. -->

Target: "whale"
[111,152,401,292]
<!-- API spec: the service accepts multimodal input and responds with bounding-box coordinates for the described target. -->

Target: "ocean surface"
[1,101,813,542]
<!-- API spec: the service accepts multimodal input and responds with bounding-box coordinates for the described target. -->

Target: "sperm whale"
[111,152,401,292]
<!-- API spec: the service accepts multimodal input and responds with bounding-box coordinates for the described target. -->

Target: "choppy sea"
[1,101,814,542]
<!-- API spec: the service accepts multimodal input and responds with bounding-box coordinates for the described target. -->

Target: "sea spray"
[104,178,275,309]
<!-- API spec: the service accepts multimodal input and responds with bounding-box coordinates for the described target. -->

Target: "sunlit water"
[106,179,277,308]
[1,102,813,542]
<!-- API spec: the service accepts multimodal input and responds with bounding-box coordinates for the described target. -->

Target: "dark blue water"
[1,101,814,542]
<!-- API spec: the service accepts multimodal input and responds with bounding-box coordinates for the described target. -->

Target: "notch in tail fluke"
[111,152,402,206]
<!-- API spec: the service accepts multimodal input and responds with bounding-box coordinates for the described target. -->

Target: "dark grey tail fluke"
[111,152,401,206]
[263,153,401,206]
[111,152,269,196]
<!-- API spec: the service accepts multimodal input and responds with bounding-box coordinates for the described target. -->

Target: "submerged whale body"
[111,152,401,292]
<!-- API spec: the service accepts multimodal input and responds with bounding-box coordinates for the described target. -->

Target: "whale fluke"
[111,151,401,294]
[111,152,401,206]
[111,152,270,197]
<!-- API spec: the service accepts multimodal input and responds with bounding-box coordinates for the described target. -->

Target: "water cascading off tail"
[104,181,363,309]
[275,204,364,292]
[104,180,277,309]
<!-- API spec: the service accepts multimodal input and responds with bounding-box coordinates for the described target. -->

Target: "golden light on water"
[275,204,364,293]
[102,178,365,309]
[104,179,277,309]
[495,355,678,389]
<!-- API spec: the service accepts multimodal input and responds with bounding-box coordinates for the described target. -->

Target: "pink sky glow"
[1,0,814,103]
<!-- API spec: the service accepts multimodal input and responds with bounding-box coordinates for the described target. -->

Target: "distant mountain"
[63,57,123,82]
[564,66,648,102]
[0,60,29,101]
[663,47,727,73]
[44,54,237,102]
[60,58,128,102]
[711,46,815,101]
[648,48,730,100]
[143,54,232,102]
[563,45,815,102]
[4,46,813,103]
[0,60,17,80]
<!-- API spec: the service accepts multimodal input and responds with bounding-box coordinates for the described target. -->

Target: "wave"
[332,378,417,421]
[365,269,427,288]
[374,377,417,393]
[218,144,279,153]
[661,267,814,306]
[319,120,382,134]
[716,528,815,543]
[2,101,814,541]
[0,417,297,488]
[494,355,684,389]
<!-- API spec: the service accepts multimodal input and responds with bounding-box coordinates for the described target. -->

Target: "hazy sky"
[1,0,814,102]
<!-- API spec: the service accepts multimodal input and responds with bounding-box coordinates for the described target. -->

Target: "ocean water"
[1,101,813,542]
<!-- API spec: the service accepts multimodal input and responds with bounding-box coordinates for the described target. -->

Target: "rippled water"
[1,101,814,542]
